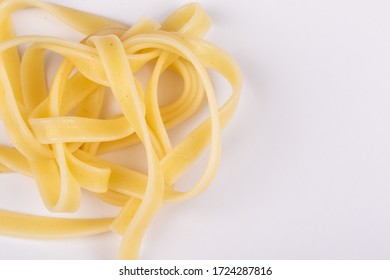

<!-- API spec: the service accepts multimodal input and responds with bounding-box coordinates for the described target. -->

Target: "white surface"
[1,0,390,259]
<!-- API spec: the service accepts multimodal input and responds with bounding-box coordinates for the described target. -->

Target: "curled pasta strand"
[0,0,241,259]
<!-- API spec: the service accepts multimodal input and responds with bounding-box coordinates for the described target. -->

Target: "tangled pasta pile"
[0,0,241,259]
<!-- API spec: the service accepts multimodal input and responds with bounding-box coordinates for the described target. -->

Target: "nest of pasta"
[0,0,241,259]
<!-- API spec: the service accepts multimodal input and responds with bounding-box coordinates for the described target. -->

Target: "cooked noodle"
[0,0,241,259]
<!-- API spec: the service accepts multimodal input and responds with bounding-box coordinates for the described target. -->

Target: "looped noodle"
[0,0,241,259]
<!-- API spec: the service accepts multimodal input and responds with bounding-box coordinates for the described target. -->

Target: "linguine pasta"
[0,0,241,259]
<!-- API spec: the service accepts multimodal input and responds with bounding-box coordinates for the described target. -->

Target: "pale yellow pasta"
[0,0,241,259]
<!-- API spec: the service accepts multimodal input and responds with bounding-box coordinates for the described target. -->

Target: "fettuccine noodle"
[0,0,241,259]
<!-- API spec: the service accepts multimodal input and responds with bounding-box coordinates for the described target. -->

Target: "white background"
[1,0,390,259]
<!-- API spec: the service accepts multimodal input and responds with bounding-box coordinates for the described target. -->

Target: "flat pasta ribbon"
[0,0,242,259]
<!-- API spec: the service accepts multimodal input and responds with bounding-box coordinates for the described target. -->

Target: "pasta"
[0,0,241,259]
